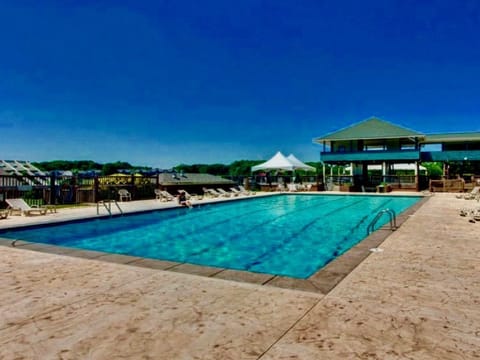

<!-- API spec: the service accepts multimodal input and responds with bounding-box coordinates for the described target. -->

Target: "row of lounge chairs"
[203,186,254,198]
[120,186,254,203]
[1,186,255,218]
[154,189,202,202]
[285,183,313,192]
[154,187,254,202]
[1,187,249,218]
[271,183,313,192]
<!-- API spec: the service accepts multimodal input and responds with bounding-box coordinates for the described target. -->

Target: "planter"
[340,185,355,192]
[376,185,392,193]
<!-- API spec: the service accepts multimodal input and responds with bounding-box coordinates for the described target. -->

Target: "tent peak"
[252,152,316,172]
[286,154,316,172]
[251,152,295,172]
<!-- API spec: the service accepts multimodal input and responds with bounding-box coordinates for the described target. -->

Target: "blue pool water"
[0,194,421,278]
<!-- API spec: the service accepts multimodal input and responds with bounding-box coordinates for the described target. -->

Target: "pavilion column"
[322,163,326,188]
[350,162,354,184]
[415,161,419,191]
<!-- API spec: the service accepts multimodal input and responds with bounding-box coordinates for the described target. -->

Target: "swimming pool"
[0,194,421,278]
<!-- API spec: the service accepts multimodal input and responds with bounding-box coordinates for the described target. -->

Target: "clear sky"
[1,0,479,168]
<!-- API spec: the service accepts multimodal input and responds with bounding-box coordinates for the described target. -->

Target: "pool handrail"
[367,208,397,235]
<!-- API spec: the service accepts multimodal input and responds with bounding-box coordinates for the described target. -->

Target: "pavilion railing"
[325,175,429,191]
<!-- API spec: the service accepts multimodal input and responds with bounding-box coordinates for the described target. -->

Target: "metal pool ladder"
[367,209,397,235]
[97,200,123,216]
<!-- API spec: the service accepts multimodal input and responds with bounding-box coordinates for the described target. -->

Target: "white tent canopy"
[251,152,316,172]
[251,151,295,172]
[286,154,316,172]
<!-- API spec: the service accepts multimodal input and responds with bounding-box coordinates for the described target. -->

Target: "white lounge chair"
[202,188,217,198]
[206,188,228,197]
[216,188,233,197]
[277,183,286,192]
[5,198,48,216]
[163,191,176,201]
[473,209,480,222]
[202,188,227,198]
[460,205,480,217]
[238,185,255,195]
[178,189,203,200]
[155,189,175,202]
[462,207,480,222]
[0,210,8,219]
[230,187,246,196]
[287,184,298,192]
[464,186,480,200]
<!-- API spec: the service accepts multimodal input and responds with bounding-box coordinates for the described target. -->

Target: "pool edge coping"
[0,193,430,295]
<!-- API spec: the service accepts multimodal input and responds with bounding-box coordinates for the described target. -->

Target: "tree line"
[32,159,453,179]
[33,160,148,176]
[33,159,320,176]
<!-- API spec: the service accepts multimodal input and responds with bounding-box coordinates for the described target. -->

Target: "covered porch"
[324,161,428,192]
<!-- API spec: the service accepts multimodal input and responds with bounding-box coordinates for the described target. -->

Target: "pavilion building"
[314,117,480,191]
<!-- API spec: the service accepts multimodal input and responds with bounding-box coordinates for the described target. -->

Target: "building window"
[363,145,385,151]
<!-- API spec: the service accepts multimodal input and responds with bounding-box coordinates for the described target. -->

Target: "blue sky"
[1,0,479,168]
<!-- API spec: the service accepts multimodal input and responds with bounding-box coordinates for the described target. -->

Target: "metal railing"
[97,200,123,217]
[367,209,397,235]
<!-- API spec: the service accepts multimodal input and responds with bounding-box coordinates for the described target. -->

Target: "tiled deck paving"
[0,193,479,359]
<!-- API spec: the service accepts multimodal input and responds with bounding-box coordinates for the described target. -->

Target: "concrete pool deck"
[0,193,479,359]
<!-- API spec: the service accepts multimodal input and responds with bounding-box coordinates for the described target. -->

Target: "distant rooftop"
[314,117,424,143]
[0,160,46,176]
[158,172,235,186]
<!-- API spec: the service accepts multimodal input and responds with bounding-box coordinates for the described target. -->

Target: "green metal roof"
[423,132,480,143]
[314,117,425,143]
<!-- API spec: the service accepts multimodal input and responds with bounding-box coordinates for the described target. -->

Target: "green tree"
[205,163,229,175]
[422,162,443,179]
[102,161,133,175]
[229,160,264,175]
[33,160,102,172]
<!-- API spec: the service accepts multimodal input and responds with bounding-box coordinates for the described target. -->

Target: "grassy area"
[53,203,94,209]
[22,199,94,209]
